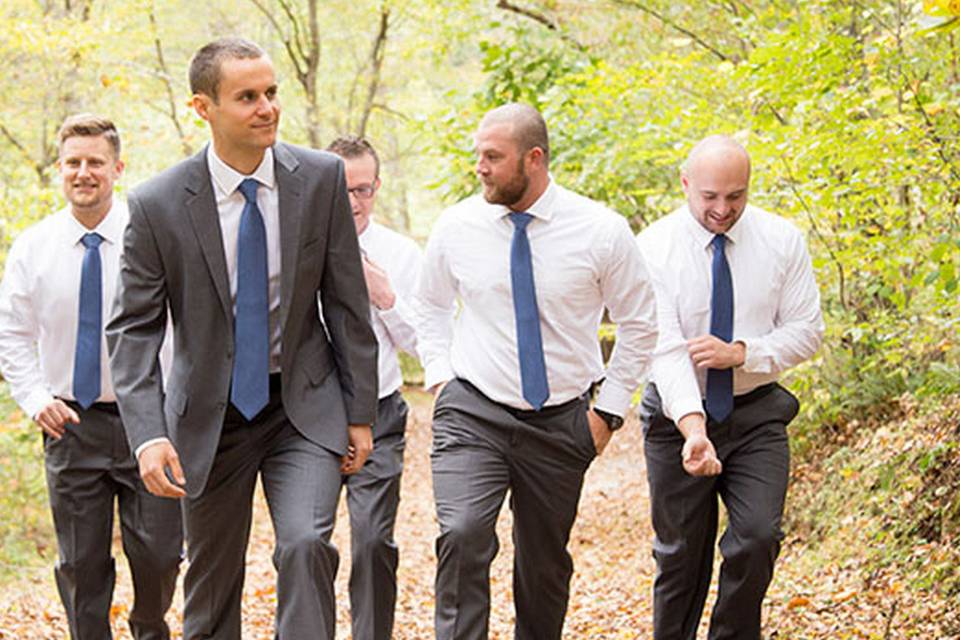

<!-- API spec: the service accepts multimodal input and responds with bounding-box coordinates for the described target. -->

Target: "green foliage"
[786,399,960,597]
[0,387,52,581]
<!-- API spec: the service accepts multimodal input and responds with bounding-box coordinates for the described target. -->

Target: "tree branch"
[358,4,390,138]
[148,5,192,157]
[780,157,848,310]
[277,0,309,72]
[495,0,586,51]
[249,0,307,80]
[612,0,730,61]
[907,73,960,186]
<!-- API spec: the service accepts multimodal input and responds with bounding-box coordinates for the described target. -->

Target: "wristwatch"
[593,408,624,432]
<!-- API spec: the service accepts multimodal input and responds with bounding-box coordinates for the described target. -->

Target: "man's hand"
[676,413,722,477]
[362,257,396,310]
[33,400,80,439]
[341,424,374,475]
[586,409,614,455]
[138,441,187,498]
[687,335,745,370]
[681,433,722,476]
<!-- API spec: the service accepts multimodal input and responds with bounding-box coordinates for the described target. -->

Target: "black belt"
[62,399,120,415]
[733,382,778,407]
[458,378,587,420]
[269,372,282,394]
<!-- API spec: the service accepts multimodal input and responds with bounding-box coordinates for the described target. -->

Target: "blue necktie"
[706,234,734,422]
[73,232,103,409]
[508,212,549,410]
[231,178,270,420]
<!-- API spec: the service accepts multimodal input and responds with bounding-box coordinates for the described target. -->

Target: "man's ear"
[192,93,212,122]
[527,146,546,169]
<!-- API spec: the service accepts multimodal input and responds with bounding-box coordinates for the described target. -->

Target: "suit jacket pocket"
[166,387,189,417]
[301,348,335,386]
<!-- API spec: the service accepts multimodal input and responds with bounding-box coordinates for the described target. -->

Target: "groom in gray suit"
[106,38,378,639]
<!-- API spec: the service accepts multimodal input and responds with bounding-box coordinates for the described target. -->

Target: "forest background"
[0,0,958,636]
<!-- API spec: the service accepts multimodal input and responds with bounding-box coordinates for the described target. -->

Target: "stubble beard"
[483,159,529,209]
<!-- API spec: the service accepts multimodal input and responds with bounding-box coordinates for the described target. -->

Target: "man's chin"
[482,187,506,205]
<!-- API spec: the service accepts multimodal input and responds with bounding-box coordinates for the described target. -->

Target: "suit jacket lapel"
[184,147,233,325]
[275,143,304,333]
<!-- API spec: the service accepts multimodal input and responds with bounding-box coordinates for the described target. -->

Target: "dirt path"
[3,391,946,638]
[0,390,655,638]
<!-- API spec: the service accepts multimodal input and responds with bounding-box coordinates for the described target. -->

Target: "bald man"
[636,136,824,639]
[417,103,658,639]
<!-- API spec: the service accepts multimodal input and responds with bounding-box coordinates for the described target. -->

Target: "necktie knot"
[711,234,726,252]
[509,212,533,230]
[238,178,260,204]
[81,232,103,250]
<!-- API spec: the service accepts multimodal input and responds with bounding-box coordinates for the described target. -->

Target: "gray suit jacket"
[106,143,378,497]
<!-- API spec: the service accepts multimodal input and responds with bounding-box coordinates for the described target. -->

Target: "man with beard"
[636,135,823,639]
[416,103,658,639]
[106,38,378,638]
[0,114,182,638]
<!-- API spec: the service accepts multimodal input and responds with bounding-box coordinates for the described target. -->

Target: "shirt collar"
[357,219,379,251]
[64,200,128,247]
[489,177,557,223]
[206,144,276,199]
[683,203,751,250]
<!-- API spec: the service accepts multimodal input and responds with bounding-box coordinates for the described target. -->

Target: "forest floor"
[0,389,956,638]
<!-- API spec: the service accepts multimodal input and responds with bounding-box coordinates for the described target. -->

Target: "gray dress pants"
[639,383,798,640]
[431,378,596,640]
[181,386,342,640]
[44,401,183,640]
[343,390,408,640]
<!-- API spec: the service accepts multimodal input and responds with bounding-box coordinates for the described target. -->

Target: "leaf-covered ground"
[0,390,956,638]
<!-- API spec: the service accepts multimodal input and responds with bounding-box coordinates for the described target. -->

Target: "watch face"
[596,409,624,431]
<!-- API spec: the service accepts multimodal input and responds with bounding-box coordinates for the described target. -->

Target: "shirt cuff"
[23,389,56,422]
[423,358,454,391]
[593,380,634,417]
[376,304,403,327]
[135,437,171,461]
[738,337,767,373]
[663,398,706,424]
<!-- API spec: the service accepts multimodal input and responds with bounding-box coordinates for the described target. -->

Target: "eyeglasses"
[347,184,377,199]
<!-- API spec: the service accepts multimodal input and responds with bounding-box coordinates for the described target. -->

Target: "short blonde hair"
[57,114,121,158]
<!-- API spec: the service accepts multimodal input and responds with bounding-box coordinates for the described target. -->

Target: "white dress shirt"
[358,220,423,398]
[637,204,825,422]
[416,180,658,416]
[207,145,283,371]
[0,202,129,418]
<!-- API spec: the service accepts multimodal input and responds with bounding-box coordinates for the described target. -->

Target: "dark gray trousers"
[431,378,596,640]
[639,383,798,640]
[181,390,342,640]
[44,401,183,640]
[343,390,408,640]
